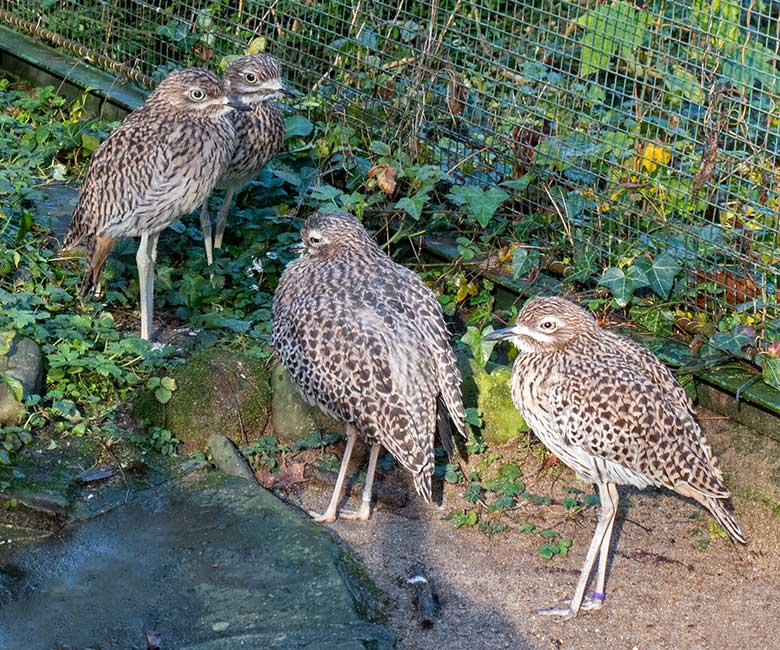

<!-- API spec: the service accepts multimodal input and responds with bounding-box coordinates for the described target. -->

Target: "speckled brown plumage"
[485,296,744,620]
[63,68,246,339]
[200,54,288,264]
[272,211,468,521]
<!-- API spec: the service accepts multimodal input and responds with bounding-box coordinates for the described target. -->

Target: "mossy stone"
[133,348,272,452]
[271,364,344,445]
[459,355,529,445]
[0,337,43,426]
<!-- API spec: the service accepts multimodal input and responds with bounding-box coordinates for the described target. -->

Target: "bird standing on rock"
[63,68,250,340]
[199,54,289,265]
[272,211,469,522]
[484,296,745,620]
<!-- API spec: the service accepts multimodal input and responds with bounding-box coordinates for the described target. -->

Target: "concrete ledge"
[0,24,144,120]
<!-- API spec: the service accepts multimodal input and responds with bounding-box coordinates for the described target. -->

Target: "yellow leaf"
[497,243,519,264]
[641,142,671,172]
[245,37,267,55]
[455,276,478,303]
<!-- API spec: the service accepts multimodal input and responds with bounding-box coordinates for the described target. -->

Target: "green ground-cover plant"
[3,0,780,492]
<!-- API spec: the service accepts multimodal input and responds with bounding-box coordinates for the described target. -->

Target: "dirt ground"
[292,414,780,650]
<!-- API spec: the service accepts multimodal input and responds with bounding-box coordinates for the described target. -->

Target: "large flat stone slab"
[0,474,392,650]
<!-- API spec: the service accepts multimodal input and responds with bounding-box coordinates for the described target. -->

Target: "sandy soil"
[291,414,780,650]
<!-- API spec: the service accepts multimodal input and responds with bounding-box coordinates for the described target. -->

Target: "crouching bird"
[484,296,745,620]
[272,211,469,522]
[62,68,250,340]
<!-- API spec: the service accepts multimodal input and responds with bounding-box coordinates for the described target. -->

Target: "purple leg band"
[593,591,606,602]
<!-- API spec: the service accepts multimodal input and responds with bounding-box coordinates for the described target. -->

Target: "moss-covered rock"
[271,364,344,445]
[458,354,529,445]
[133,348,272,452]
[0,336,43,426]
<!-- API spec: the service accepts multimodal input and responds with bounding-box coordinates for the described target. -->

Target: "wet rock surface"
[0,473,392,650]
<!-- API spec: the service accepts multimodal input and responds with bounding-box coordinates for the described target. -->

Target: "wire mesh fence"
[1,0,779,328]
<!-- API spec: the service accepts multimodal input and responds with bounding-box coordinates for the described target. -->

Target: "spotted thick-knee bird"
[62,68,249,340]
[272,211,469,522]
[484,296,745,621]
[199,53,289,265]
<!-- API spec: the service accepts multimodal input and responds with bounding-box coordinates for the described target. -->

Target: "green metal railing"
[1,0,778,329]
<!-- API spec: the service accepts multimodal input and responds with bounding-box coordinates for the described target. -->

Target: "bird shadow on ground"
[299,448,536,650]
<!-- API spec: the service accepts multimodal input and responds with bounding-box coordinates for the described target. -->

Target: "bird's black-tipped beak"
[226,96,252,111]
[290,241,305,254]
[482,325,522,342]
[279,85,296,99]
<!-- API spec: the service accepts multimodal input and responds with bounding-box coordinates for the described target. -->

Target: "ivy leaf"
[577,1,649,76]
[2,375,24,402]
[394,190,429,220]
[461,326,496,369]
[80,133,101,154]
[597,265,649,306]
[564,249,598,284]
[155,387,173,404]
[501,172,536,193]
[465,408,482,427]
[510,247,540,279]
[446,185,509,227]
[763,358,780,391]
[711,326,756,360]
[629,304,675,336]
[284,115,314,139]
[635,253,681,299]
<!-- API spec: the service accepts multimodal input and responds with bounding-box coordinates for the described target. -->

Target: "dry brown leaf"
[368,164,397,195]
[255,462,308,491]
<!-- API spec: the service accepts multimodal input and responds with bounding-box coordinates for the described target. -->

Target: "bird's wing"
[554,362,729,499]
[65,112,214,243]
[273,294,438,479]
[602,330,695,415]
[64,113,168,245]
[365,263,470,440]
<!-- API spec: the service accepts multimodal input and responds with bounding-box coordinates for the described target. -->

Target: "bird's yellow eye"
[540,320,557,331]
[190,88,205,101]
[244,72,258,84]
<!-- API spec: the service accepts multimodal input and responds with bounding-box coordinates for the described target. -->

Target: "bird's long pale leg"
[213,186,235,251]
[200,201,213,266]
[136,231,160,341]
[308,425,358,523]
[539,481,618,621]
[586,482,619,611]
[339,443,381,521]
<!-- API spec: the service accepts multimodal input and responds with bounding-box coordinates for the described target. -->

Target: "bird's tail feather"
[436,397,455,458]
[413,469,433,504]
[80,234,116,298]
[705,496,746,544]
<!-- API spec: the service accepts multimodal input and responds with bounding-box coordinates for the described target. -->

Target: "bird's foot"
[538,594,603,621]
[337,501,372,521]
[307,509,337,523]
[307,501,371,523]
